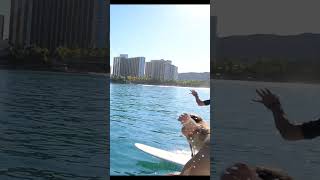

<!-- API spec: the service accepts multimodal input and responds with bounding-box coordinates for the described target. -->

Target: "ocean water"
[213,79,320,180]
[0,70,108,180]
[110,83,210,175]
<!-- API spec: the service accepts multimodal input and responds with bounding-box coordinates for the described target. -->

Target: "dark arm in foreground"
[254,88,320,140]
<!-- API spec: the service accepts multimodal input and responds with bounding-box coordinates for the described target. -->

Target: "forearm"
[271,104,303,140]
[194,95,205,106]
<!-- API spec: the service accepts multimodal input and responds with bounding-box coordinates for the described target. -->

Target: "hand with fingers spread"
[253,88,308,141]
[190,90,198,97]
[178,113,199,137]
[253,88,281,111]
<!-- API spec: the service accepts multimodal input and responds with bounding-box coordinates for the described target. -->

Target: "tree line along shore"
[213,59,320,83]
[0,45,109,74]
[111,75,210,88]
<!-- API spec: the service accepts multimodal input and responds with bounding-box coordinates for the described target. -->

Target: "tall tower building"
[112,55,126,77]
[211,16,217,64]
[170,65,178,80]
[128,57,145,77]
[0,15,4,40]
[9,0,109,50]
[145,59,178,81]
[211,16,218,79]
[9,0,33,46]
[112,55,145,78]
[145,61,152,78]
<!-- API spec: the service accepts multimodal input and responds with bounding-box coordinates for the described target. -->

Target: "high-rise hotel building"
[9,0,109,50]
[211,16,218,79]
[145,59,178,81]
[112,54,145,78]
[0,15,4,40]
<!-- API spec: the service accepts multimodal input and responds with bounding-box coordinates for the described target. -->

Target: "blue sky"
[110,5,210,73]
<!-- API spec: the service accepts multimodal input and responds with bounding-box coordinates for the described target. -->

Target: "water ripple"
[110,83,210,175]
[0,70,108,179]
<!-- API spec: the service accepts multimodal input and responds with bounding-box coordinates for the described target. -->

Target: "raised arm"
[254,88,304,141]
[190,90,209,106]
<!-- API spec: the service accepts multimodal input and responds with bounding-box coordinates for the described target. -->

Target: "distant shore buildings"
[211,16,217,64]
[9,0,109,50]
[112,54,178,81]
[0,15,4,40]
[145,60,178,81]
[113,54,145,78]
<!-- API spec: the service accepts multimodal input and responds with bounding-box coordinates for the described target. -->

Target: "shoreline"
[110,81,210,88]
[0,55,109,76]
[212,78,320,86]
[0,67,109,76]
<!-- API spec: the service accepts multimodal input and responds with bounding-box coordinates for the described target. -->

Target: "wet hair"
[190,114,203,123]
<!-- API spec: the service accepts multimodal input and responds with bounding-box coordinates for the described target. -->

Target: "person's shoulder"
[301,118,320,139]
[203,99,210,106]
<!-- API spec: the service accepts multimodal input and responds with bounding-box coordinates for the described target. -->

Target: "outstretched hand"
[178,113,192,124]
[190,90,198,97]
[253,88,281,110]
[178,113,202,137]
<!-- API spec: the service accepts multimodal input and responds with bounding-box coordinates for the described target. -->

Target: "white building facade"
[145,59,178,81]
[112,54,145,77]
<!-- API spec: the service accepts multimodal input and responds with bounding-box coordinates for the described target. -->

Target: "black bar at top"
[111,0,210,5]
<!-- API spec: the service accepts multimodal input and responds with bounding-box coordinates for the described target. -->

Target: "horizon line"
[217,32,320,38]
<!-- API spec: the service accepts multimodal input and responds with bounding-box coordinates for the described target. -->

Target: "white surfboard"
[134,143,191,166]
